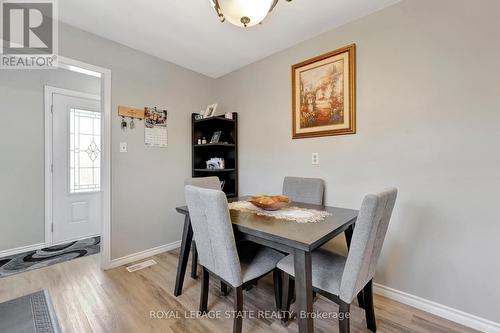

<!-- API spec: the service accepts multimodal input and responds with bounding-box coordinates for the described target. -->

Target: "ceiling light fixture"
[211,0,292,28]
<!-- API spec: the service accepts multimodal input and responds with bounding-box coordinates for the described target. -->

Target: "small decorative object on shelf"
[224,112,233,120]
[192,112,238,197]
[210,131,222,143]
[195,113,204,121]
[204,104,218,118]
[206,157,225,169]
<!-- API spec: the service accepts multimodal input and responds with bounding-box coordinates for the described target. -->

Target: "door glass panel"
[69,108,101,193]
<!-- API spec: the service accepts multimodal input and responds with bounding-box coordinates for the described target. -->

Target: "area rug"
[0,289,61,333]
[0,236,100,278]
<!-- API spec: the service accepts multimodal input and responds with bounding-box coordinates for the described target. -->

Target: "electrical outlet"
[120,142,127,153]
[312,153,319,165]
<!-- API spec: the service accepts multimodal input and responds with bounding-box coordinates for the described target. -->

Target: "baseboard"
[374,283,500,333]
[0,242,46,258]
[108,240,181,269]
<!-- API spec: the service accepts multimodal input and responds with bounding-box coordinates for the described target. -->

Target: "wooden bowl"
[249,195,290,211]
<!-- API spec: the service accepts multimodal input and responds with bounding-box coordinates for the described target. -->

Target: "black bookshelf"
[192,113,238,198]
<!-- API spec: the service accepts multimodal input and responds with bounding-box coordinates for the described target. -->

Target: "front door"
[50,90,101,244]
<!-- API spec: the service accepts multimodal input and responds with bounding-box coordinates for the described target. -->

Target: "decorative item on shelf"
[292,44,356,139]
[210,131,222,143]
[206,157,225,170]
[201,137,207,144]
[204,104,218,118]
[197,138,202,145]
[224,112,233,120]
[211,0,293,28]
[220,180,226,190]
[195,113,204,121]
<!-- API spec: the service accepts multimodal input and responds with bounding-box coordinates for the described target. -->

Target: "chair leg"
[233,286,243,333]
[364,279,377,332]
[273,269,282,310]
[199,266,209,313]
[357,290,365,309]
[281,273,294,323]
[191,242,198,279]
[339,301,351,333]
[221,281,229,296]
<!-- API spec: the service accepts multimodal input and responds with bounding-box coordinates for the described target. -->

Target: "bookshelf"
[191,113,238,198]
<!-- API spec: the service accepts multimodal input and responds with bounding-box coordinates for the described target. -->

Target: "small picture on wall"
[292,44,356,139]
[204,104,218,118]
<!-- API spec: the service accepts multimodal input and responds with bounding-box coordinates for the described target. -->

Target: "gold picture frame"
[292,44,356,139]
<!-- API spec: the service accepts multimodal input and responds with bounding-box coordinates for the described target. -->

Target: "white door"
[50,91,101,244]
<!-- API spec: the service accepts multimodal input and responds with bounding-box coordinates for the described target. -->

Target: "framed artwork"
[292,44,356,139]
[204,104,218,118]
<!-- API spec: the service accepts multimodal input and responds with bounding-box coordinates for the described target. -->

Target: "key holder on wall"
[118,106,145,130]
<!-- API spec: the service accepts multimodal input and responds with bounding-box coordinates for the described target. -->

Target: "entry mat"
[0,236,100,278]
[0,289,61,333]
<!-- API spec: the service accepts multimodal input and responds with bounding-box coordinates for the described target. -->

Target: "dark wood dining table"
[174,196,358,333]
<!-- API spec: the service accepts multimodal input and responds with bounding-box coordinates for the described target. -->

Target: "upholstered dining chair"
[184,185,285,333]
[282,176,325,205]
[278,188,398,333]
[184,177,221,279]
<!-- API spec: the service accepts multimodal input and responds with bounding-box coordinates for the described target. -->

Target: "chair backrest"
[339,188,398,302]
[185,176,221,190]
[184,185,242,287]
[282,176,324,205]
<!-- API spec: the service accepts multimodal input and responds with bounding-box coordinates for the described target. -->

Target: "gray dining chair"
[184,177,221,279]
[278,188,398,333]
[184,185,285,333]
[283,176,324,205]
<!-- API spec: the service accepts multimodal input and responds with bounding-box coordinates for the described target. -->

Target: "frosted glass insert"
[69,108,101,193]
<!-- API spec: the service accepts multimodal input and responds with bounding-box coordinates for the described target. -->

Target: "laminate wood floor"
[0,250,479,333]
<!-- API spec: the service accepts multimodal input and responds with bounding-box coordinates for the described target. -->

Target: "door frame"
[44,56,112,270]
[45,86,100,245]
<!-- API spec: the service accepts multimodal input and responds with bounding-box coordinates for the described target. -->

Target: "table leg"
[174,214,193,297]
[344,224,364,308]
[294,249,314,333]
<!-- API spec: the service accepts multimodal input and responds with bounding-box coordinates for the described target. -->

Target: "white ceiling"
[59,0,399,78]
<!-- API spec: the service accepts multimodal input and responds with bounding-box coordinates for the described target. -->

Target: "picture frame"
[210,131,222,143]
[204,104,218,118]
[292,44,356,139]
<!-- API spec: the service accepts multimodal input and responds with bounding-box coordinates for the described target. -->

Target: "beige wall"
[58,23,216,259]
[216,0,500,323]
[0,23,215,259]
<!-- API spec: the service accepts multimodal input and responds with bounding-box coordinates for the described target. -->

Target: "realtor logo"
[1,0,58,68]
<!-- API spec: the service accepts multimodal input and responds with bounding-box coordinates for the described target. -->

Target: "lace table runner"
[228,201,331,223]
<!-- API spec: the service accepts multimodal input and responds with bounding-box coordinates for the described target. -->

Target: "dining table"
[174,196,359,333]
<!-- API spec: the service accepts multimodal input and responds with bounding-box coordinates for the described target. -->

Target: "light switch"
[312,153,319,165]
[120,142,127,153]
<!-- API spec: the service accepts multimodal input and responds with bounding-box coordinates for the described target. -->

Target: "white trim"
[374,283,500,333]
[46,56,112,270]
[0,243,46,258]
[44,86,100,247]
[108,241,182,269]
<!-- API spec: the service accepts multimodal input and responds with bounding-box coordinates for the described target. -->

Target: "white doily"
[228,201,331,223]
